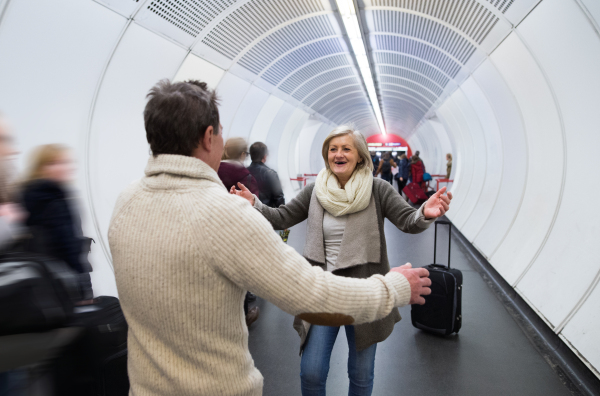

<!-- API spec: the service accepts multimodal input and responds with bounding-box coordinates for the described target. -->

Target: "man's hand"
[229,183,255,205]
[391,263,431,305]
[423,186,453,219]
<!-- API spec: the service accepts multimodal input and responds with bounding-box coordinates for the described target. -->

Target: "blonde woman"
[218,137,259,196]
[446,153,453,180]
[231,126,452,396]
[21,144,93,300]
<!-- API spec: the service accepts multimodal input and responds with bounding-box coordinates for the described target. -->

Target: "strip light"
[335,0,386,135]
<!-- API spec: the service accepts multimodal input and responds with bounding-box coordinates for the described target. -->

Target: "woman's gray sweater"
[254,177,434,352]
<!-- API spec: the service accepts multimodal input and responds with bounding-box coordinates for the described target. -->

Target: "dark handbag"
[0,252,79,336]
[411,221,463,335]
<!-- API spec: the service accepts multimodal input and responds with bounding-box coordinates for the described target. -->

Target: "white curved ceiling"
[89,0,534,138]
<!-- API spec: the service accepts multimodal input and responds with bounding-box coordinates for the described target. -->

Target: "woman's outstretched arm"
[230,182,313,230]
[378,180,452,234]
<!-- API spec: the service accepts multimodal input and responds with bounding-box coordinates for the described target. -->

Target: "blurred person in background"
[369,151,379,176]
[410,151,426,190]
[394,153,410,198]
[218,137,259,196]
[0,113,26,396]
[20,144,93,301]
[233,126,452,396]
[412,150,426,172]
[0,114,21,247]
[247,142,284,208]
[375,151,396,185]
[217,137,260,326]
[446,153,452,180]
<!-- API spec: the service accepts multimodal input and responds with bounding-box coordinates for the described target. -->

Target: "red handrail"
[436,179,454,191]
[290,177,308,187]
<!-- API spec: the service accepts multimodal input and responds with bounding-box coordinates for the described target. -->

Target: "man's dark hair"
[250,142,268,163]
[144,79,220,156]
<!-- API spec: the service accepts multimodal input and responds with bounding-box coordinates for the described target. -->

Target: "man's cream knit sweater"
[108,154,412,396]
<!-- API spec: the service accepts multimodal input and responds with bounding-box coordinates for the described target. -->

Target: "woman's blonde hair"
[321,125,373,172]
[222,137,248,160]
[23,144,69,183]
[447,153,453,160]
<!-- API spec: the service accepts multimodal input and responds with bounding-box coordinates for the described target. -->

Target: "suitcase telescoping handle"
[433,220,452,269]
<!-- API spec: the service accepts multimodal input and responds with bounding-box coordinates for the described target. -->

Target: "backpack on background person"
[381,158,392,174]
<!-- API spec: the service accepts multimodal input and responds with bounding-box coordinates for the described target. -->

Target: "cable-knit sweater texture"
[108,154,412,396]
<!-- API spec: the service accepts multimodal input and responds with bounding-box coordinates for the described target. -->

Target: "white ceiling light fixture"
[335,0,386,135]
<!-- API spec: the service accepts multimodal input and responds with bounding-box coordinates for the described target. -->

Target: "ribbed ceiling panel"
[138,0,522,137]
[201,0,324,59]
[147,0,236,37]
[312,86,364,112]
[261,37,345,86]
[371,11,476,64]
[374,52,450,87]
[380,75,439,101]
[238,15,336,74]
[377,65,444,95]
[278,54,351,94]
[373,35,461,79]
[321,94,369,117]
[370,0,500,43]
[486,0,516,13]
[363,0,515,135]
[303,77,361,106]
[292,67,356,100]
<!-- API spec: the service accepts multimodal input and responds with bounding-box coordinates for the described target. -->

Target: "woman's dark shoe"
[246,306,260,327]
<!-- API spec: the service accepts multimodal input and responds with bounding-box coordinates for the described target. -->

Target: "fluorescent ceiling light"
[335,0,386,135]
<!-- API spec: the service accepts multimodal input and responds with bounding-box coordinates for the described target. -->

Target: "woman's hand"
[423,186,453,219]
[230,182,255,206]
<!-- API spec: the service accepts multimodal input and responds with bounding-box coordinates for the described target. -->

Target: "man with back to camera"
[108,79,432,396]
[247,142,285,208]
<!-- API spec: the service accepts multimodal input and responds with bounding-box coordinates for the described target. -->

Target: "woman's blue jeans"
[300,325,377,396]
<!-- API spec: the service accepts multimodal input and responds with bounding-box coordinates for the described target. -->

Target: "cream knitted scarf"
[315,166,373,217]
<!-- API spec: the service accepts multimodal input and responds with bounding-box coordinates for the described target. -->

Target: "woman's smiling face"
[328,134,362,184]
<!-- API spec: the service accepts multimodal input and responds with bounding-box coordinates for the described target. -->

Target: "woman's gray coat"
[253,177,433,352]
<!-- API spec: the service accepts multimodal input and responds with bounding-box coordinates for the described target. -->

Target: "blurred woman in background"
[20,144,93,301]
[446,153,452,180]
[217,137,260,326]
[218,137,259,196]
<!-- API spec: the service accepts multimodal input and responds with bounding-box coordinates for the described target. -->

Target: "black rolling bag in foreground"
[53,296,129,396]
[411,220,463,335]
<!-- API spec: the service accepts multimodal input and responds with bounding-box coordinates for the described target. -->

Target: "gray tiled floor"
[248,219,573,396]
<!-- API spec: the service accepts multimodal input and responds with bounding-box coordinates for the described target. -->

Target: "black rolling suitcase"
[54,296,129,396]
[411,221,462,335]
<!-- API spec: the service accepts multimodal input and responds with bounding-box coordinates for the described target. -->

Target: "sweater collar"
[145,154,224,186]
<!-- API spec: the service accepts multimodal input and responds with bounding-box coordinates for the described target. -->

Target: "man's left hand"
[423,187,453,219]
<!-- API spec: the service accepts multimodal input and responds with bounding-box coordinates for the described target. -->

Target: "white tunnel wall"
[87,22,187,295]
[457,78,503,243]
[0,0,128,297]
[410,0,600,376]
